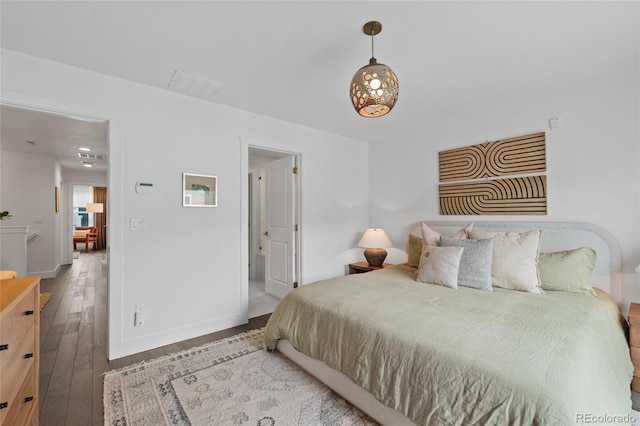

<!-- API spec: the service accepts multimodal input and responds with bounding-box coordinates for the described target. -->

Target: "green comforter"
[264,265,633,425]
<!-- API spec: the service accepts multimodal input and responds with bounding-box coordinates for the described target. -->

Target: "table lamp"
[358,228,392,266]
[86,203,103,214]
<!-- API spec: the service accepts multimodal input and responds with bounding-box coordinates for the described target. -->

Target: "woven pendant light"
[350,21,399,118]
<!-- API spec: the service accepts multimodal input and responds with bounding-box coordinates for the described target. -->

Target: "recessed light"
[77,153,106,160]
[26,140,37,146]
[82,161,94,167]
[79,147,91,152]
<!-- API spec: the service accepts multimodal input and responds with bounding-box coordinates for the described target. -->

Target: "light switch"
[130,218,145,231]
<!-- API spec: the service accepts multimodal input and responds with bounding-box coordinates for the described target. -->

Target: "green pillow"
[406,234,423,267]
[538,247,597,296]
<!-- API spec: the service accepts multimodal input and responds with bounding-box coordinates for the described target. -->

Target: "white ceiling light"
[78,153,106,160]
[79,147,91,152]
[82,161,94,167]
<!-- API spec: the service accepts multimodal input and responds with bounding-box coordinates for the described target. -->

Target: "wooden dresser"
[0,276,40,425]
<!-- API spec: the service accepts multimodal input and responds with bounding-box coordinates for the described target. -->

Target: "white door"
[264,156,296,299]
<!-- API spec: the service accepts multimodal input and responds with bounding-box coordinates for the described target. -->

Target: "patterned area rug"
[103,328,376,425]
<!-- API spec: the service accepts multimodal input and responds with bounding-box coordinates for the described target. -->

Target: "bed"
[264,221,633,425]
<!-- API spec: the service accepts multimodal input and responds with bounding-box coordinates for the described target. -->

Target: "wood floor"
[38,250,269,426]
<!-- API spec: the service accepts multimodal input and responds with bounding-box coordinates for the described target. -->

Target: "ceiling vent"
[78,153,106,160]
[167,70,225,102]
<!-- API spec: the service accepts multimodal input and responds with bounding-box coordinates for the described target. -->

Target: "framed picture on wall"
[55,186,60,212]
[182,173,217,207]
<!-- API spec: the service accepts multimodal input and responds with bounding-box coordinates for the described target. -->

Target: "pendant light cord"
[370,28,375,59]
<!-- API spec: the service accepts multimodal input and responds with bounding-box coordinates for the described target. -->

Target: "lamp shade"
[358,228,392,267]
[86,203,104,213]
[358,229,392,248]
[351,59,399,117]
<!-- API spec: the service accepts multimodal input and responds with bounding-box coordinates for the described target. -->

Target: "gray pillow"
[440,236,493,292]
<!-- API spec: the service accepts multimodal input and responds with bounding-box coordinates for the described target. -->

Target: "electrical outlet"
[134,304,145,326]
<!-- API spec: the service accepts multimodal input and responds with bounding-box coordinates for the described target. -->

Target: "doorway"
[72,185,108,253]
[248,147,300,318]
[0,99,115,359]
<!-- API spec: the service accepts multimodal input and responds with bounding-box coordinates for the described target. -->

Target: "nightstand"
[348,261,391,275]
[629,303,640,391]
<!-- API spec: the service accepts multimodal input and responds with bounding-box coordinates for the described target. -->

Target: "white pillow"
[421,222,473,247]
[469,229,543,293]
[416,245,465,289]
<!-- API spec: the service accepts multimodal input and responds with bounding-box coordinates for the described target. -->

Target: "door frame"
[240,134,301,320]
[1,88,122,359]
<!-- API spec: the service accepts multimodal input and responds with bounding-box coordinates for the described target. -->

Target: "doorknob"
[263,231,269,236]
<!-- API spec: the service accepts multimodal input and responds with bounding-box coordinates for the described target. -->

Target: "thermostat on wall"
[135,181,156,195]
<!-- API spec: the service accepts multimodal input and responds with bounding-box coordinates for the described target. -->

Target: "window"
[73,185,94,227]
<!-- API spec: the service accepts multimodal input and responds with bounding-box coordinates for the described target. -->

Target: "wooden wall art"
[439,176,547,215]
[438,132,547,215]
[439,132,546,181]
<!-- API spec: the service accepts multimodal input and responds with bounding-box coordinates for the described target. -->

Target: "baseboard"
[110,312,248,360]
[28,263,60,279]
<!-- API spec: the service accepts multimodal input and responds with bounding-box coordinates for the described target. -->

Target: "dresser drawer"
[0,324,35,416]
[2,364,36,426]
[0,286,35,349]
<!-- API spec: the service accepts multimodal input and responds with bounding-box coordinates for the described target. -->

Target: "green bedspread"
[264,265,633,425]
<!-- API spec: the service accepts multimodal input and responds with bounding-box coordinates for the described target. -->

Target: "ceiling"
[0,1,637,168]
[0,105,109,172]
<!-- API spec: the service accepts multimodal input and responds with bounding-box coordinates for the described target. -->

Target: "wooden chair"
[73,226,98,252]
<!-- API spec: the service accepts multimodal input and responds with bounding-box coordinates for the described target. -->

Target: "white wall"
[63,169,107,187]
[0,150,62,277]
[1,49,369,358]
[369,77,640,313]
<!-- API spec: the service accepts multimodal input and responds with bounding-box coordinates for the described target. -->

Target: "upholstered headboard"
[406,221,622,307]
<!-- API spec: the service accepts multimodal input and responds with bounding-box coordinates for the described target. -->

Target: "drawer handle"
[24,396,34,403]
[25,310,34,316]
[0,344,7,351]
[0,402,7,410]
[24,353,34,359]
